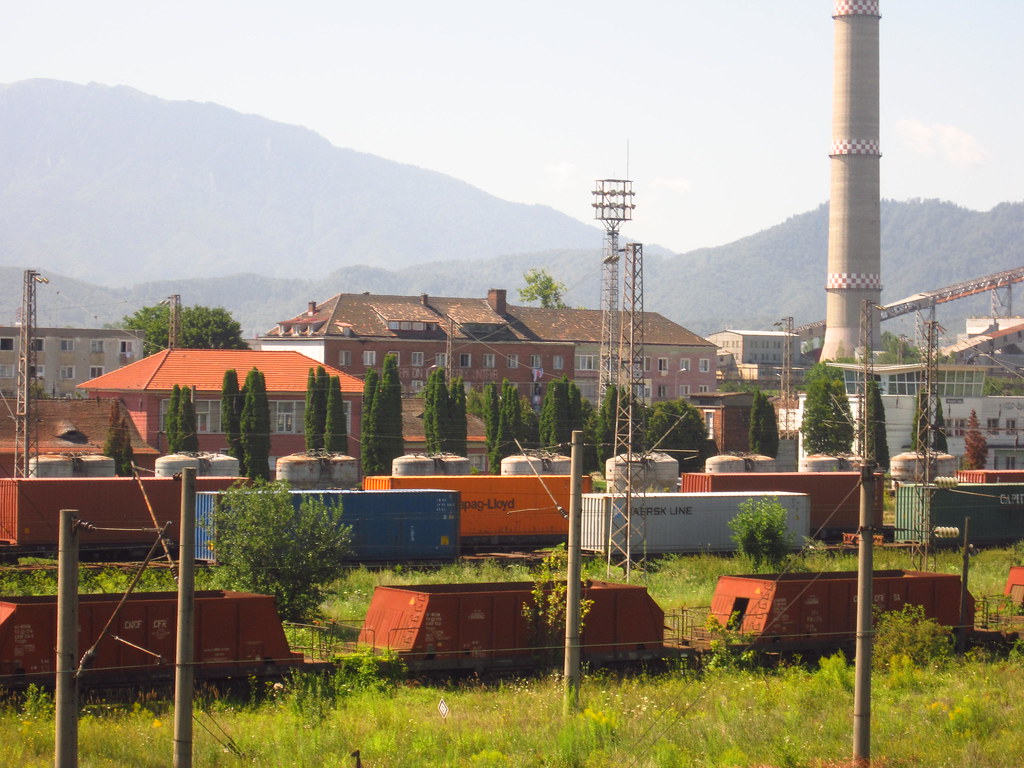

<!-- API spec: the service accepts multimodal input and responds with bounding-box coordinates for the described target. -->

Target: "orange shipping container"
[956,469,1024,484]
[362,475,592,548]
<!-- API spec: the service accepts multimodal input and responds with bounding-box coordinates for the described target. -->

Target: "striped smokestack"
[821,0,882,360]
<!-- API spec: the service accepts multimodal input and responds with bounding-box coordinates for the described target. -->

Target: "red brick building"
[78,349,364,472]
[260,289,716,408]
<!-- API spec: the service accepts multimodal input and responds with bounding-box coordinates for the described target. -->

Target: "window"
[704,411,716,439]
[195,400,222,433]
[411,379,425,393]
[508,354,519,369]
[553,355,564,370]
[59,366,75,380]
[658,357,668,372]
[643,357,651,371]
[435,353,447,368]
[0,338,12,351]
[31,365,44,378]
[483,353,495,368]
[338,350,352,366]
[656,385,667,398]
[1007,419,1017,435]
[679,358,690,372]
[386,351,400,365]
[575,355,596,371]
[699,384,710,393]
[89,366,104,378]
[31,339,44,352]
[699,358,710,373]
[459,353,472,367]
[60,339,75,352]
[387,320,400,331]
[988,418,1000,434]
[362,350,376,366]
[90,339,104,354]
[530,355,542,369]
[678,384,690,396]
[272,401,305,433]
[0,364,14,378]
[410,351,425,367]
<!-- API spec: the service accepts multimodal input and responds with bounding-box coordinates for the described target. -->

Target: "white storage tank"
[77,455,116,477]
[29,455,74,478]
[889,452,959,483]
[605,455,651,492]
[581,491,811,555]
[705,455,747,474]
[501,454,572,476]
[392,454,437,476]
[155,454,200,477]
[324,455,359,488]
[800,455,841,473]
[201,453,240,477]
[433,454,472,475]
[747,455,777,473]
[276,454,323,489]
[647,452,681,490]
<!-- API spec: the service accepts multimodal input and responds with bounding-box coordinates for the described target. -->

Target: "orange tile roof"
[77,349,364,395]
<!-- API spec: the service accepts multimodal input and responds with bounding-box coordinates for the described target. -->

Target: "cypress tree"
[494,379,523,464]
[179,386,199,453]
[867,380,890,469]
[801,378,854,455]
[447,376,467,456]
[539,376,571,449]
[103,400,135,476]
[304,368,323,452]
[165,384,182,454]
[596,385,618,467]
[567,379,583,436]
[324,375,348,453]
[483,381,500,472]
[423,367,447,454]
[376,354,404,466]
[360,368,382,475]
[241,368,271,480]
[221,369,244,471]
[749,389,779,458]
[911,388,948,453]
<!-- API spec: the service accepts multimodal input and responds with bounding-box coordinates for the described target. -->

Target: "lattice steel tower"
[592,180,635,406]
[15,269,48,477]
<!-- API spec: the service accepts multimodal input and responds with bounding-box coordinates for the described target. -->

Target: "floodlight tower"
[15,269,48,477]
[593,179,635,406]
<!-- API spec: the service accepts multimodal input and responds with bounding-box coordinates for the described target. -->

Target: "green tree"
[801,361,844,389]
[518,268,568,309]
[539,375,570,449]
[214,480,352,621]
[102,400,135,476]
[494,379,524,465]
[801,378,854,455]
[645,398,709,471]
[865,380,890,470]
[877,331,921,365]
[178,386,199,452]
[221,369,244,472]
[446,376,467,456]
[422,367,448,454]
[482,381,501,472]
[748,389,780,458]
[165,384,183,453]
[240,368,271,480]
[596,385,618,468]
[727,496,793,571]
[304,366,329,452]
[324,375,349,454]
[911,389,948,453]
[360,368,382,475]
[375,354,404,466]
[963,409,987,470]
[120,304,249,355]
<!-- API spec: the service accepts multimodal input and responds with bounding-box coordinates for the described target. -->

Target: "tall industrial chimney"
[821,0,881,361]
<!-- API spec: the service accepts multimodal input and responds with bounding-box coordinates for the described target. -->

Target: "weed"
[873,604,953,671]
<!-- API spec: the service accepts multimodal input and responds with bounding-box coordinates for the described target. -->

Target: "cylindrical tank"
[199,453,239,477]
[29,455,74,478]
[155,454,200,477]
[746,455,777,473]
[276,454,322,489]
[646,452,681,489]
[800,455,841,473]
[324,455,359,488]
[705,455,747,474]
[605,455,652,492]
[77,455,116,477]
[500,454,572,476]
[890,452,959,483]
[433,454,471,475]
[392,454,436,476]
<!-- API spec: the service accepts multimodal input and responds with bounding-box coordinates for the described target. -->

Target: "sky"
[3,1,1022,255]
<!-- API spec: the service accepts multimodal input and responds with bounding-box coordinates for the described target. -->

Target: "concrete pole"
[958,517,971,653]
[853,463,875,765]
[563,430,584,714]
[173,468,196,768]
[55,509,79,768]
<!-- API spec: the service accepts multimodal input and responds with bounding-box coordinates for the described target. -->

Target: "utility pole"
[15,269,48,477]
[174,468,196,768]
[563,430,583,714]
[55,509,80,768]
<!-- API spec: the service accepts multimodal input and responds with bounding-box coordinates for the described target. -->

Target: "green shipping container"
[895,483,1024,545]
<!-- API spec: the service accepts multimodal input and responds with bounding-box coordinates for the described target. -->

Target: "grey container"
[581,491,810,556]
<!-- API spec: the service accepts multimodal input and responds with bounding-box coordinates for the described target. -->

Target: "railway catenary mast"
[593,180,635,406]
[821,0,882,361]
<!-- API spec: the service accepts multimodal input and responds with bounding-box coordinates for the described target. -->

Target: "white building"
[707,329,800,382]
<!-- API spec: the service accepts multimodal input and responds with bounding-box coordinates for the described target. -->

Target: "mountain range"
[1,79,1022,341]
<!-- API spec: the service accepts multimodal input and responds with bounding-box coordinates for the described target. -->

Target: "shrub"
[727,497,793,571]
[873,603,953,671]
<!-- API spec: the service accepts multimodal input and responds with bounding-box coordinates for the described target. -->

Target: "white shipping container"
[581,491,810,556]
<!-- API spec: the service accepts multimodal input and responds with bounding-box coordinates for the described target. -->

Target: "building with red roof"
[78,349,364,471]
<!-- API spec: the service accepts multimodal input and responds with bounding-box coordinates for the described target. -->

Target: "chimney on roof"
[307,301,317,316]
[487,289,507,315]
[420,293,429,305]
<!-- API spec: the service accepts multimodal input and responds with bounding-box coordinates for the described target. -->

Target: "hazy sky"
[3,1,1021,254]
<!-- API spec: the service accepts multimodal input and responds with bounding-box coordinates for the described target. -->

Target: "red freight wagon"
[359,580,665,672]
[699,570,971,653]
[1005,566,1024,603]
[0,591,300,689]
[679,472,883,539]
[956,470,1024,484]
[0,476,240,558]
[362,475,592,549]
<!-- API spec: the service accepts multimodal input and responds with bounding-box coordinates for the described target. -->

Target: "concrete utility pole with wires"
[15,268,48,478]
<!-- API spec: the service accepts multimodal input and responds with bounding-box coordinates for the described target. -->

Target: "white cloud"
[895,119,986,168]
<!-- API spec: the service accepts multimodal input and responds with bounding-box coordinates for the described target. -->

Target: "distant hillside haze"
[0,79,1021,341]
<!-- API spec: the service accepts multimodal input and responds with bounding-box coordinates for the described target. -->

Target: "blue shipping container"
[195,489,460,563]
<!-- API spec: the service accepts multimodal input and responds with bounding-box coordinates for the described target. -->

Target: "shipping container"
[0,591,300,689]
[195,488,459,564]
[956,469,1024,484]
[679,471,883,539]
[581,491,810,556]
[697,570,971,652]
[895,483,1024,545]
[0,476,241,559]
[359,580,665,672]
[362,475,592,549]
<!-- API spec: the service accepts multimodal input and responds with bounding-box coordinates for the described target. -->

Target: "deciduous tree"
[518,268,568,309]
[801,378,854,455]
[120,304,248,354]
[963,409,987,470]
